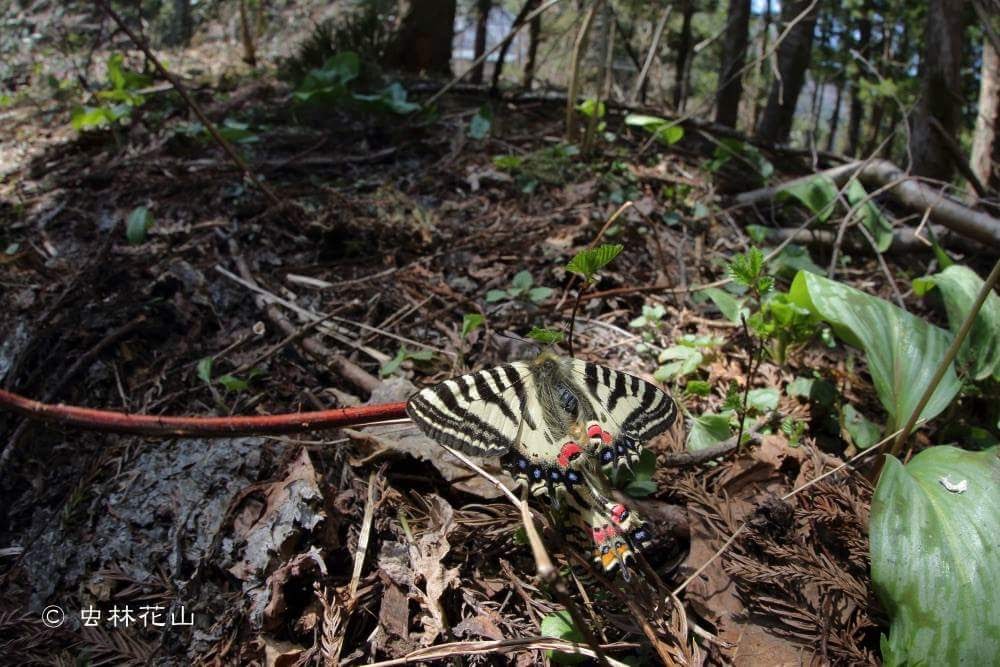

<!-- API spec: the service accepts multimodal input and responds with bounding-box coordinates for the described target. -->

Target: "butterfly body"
[407,352,676,574]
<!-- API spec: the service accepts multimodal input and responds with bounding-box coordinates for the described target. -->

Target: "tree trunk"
[910,0,967,181]
[522,12,541,88]
[160,0,192,47]
[715,0,751,127]
[491,0,538,91]
[751,0,772,129]
[845,6,871,157]
[755,0,819,145]
[826,76,843,152]
[970,35,1000,193]
[383,0,457,75]
[471,0,491,84]
[673,0,695,110]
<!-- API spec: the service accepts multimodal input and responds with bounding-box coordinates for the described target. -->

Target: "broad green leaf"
[842,403,881,449]
[468,105,492,139]
[686,412,732,451]
[845,180,892,252]
[779,175,838,223]
[623,449,657,497]
[540,610,585,664]
[527,327,564,344]
[196,357,213,384]
[790,271,960,429]
[771,244,823,278]
[703,287,745,324]
[126,206,153,245]
[871,446,1000,666]
[566,244,623,282]
[915,265,1000,381]
[461,313,485,338]
[624,113,683,145]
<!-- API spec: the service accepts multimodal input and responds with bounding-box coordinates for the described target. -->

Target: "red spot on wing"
[587,424,603,438]
[557,442,583,468]
[611,504,628,524]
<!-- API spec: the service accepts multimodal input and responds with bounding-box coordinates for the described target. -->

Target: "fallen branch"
[735,158,1000,249]
[762,224,984,255]
[0,387,407,438]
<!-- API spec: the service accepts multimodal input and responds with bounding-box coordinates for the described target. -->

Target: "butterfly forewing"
[406,362,532,457]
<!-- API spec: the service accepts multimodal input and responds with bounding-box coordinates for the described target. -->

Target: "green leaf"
[575,98,605,119]
[726,247,773,294]
[917,265,1000,381]
[703,287,746,324]
[566,244,623,282]
[654,346,703,381]
[842,403,881,448]
[789,271,960,430]
[71,105,114,130]
[527,327,564,345]
[126,206,153,245]
[540,610,585,664]
[622,448,657,497]
[779,175,839,223]
[527,286,553,303]
[511,270,534,291]
[461,313,485,338]
[380,349,406,377]
[871,446,1000,666]
[468,105,492,139]
[196,357,213,384]
[686,413,732,451]
[845,180,893,252]
[493,154,523,170]
[624,113,683,144]
[485,289,508,303]
[746,387,779,412]
[217,374,248,392]
[684,380,711,396]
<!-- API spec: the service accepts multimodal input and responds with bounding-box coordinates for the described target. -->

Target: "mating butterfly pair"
[407,352,677,577]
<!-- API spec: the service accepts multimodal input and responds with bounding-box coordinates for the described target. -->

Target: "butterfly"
[407,351,676,575]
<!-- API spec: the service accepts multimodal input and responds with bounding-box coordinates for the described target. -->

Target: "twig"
[630,6,671,104]
[565,0,603,142]
[95,0,283,208]
[660,411,780,467]
[0,387,408,437]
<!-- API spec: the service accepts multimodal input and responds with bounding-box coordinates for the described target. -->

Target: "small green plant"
[539,610,585,664]
[653,334,723,382]
[629,303,666,349]
[492,144,580,193]
[624,113,684,145]
[727,247,774,299]
[71,53,152,131]
[486,270,553,306]
[125,206,154,245]
[380,346,434,377]
[705,138,774,183]
[461,313,485,339]
[282,1,394,82]
[292,52,418,115]
[468,105,492,140]
[196,357,264,393]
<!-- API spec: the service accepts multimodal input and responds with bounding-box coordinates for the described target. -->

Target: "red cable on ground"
[0,388,409,438]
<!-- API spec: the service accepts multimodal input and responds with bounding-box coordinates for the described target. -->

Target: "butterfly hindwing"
[571,359,677,471]
[406,362,532,457]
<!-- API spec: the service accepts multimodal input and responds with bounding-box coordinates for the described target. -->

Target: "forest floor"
[1,10,994,667]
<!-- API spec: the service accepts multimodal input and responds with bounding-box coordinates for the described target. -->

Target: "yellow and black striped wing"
[406,362,536,457]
